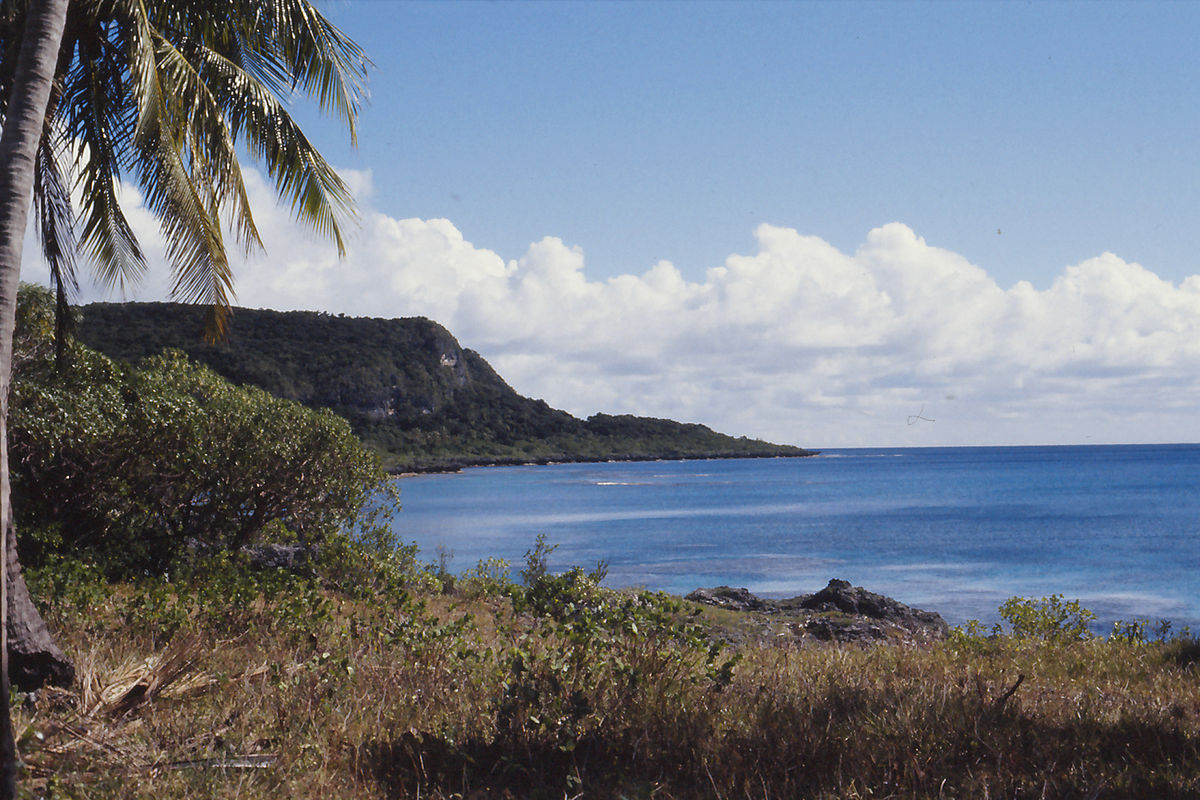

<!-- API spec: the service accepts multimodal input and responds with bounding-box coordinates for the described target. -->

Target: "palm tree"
[2,0,367,335]
[0,0,368,792]
[0,2,71,793]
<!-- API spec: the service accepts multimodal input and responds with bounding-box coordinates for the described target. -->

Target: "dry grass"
[14,570,1200,799]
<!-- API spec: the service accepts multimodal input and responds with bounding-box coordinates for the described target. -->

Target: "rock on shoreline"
[686,579,950,645]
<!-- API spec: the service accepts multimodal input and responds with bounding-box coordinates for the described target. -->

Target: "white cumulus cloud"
[48,169,1200,448]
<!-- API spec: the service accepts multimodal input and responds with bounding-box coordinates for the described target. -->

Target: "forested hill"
[77,302,815,471]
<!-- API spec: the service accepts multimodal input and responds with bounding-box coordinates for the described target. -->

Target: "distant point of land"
[77,302,816,472]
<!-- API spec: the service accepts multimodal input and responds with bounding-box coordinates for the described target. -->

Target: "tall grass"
[16,551,1200,799]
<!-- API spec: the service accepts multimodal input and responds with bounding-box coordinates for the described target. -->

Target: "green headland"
[76,301,815,472]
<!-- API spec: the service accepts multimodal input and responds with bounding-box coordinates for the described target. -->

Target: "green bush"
[1110,617,1179,644]
[500,538,739,747]
[997,594,1096,641]
[10,286,395,577]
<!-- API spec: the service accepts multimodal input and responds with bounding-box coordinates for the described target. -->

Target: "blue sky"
[298,0,1200,289]
[61,1,1200,448]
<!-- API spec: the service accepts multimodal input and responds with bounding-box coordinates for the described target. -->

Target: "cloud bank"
[60,170,1200,448]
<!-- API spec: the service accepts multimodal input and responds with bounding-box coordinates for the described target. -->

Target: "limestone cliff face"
[78,303,519,419]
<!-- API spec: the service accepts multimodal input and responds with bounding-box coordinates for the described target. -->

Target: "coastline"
[386,448,820,476]
[385,446,1200,632]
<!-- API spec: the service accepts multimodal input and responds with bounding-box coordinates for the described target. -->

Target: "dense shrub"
[10,286,394,576]
[998,594,1096,641]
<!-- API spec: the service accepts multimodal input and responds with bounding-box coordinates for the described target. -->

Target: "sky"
[41,0,1200,448]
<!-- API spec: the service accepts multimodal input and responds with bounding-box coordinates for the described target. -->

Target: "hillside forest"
[76,301,814,472]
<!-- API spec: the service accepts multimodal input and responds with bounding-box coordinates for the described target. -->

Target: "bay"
[388,444,1200,631]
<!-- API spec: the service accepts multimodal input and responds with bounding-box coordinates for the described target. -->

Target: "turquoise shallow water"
[388,445,1200,630]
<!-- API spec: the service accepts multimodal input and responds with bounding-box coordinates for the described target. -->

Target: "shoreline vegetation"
[11,288,1199,796]
[390,450,818,476]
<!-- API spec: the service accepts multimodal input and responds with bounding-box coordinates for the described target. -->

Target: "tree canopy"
[12,286,392,577]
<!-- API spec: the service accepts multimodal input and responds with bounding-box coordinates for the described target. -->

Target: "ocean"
[388,444,1200,631]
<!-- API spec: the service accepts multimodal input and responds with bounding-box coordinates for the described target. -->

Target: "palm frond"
[120,1,234,337]
[198,43,354,254]
[240,0,369,145]
[2,0,366,341]
[64,18,145,292]
[133,108,234,335]
[34,86,77,297]
[154,36,262,256]
[35,132,77,295]
[35,127,79,368]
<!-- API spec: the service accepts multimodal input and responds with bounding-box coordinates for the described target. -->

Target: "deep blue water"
[388,445,1200,630]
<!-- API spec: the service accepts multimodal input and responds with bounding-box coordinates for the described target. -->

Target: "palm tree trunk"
[0,0,72,795]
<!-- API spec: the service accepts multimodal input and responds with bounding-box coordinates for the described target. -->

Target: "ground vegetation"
[11,536,1200,799]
